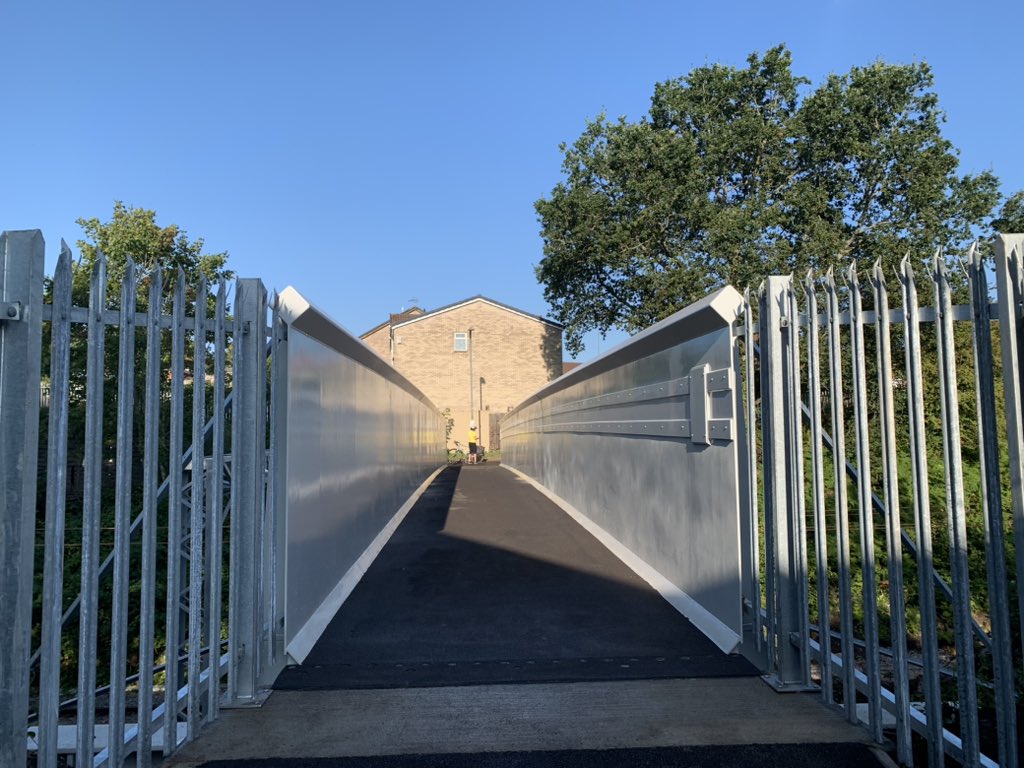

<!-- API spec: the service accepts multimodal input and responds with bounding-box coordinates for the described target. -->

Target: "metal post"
[933,255,980,767]
[187,277,208,741]
[255,314,273,690]
[228,278,267,705]
[739,290,764,660]
[968,243,1016,768]
[758,283,780,674]
[871,261,911,763]
[784,278,810,688]
[164,270,186,755]
[108,260,138,768]
[77,250,107,766]
[847,264,882,741]
[267,296,287,676]
[994,234,1024,662]
[802,273,832,704]
[207,280,228,722]
[0,230,44,768]
[38,244,73,767]
[824,269,857,722]
[760,275,807,689]
[137,267,164,767]
[900,255,944,766]
[203,454,218,685]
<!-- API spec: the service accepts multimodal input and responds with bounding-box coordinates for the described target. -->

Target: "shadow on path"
[274,465,756,690]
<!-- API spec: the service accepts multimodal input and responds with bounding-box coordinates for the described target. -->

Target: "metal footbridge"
[4,230,1024,767]
[166,463,881,768]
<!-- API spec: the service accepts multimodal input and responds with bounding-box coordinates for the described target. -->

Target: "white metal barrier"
[501,286,756,656]
[274,288,444,662]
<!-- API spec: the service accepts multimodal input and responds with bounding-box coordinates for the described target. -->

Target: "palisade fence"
[1,230,282,767]
[5,221,1024,768]
[747,234,1024,768]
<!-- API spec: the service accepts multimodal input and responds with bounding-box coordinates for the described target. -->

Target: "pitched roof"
[361,307,425,338]
[360,295,562,338]
[394,295,563,329]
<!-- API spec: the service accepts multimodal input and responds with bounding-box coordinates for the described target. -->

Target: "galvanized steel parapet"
[500,285,749,656]
[274,287,445,664]
[502,286,745,443]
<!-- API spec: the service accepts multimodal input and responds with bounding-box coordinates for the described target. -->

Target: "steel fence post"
[268,295,288,672]
[900,255,944,764]
[738,290,764,662]
[164,269,187,754]
[803,273,832,705]
[38,243,73,766]
[934,255,980,766]
[0,230,44,768]
[228,277,267,705]
[871,261,912,763]
[760,275,808,689]
[187,276,208,741]
[207,279,228,722]
[847,264,882,740]
[994,233,1024,664]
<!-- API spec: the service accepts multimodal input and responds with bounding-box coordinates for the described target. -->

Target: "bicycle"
[447,441,466,464]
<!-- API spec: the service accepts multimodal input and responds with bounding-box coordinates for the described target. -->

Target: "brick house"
[361,296,563,451]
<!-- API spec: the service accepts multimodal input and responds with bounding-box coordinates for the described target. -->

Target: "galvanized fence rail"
[0,230,279,767]
[746,234,1024,768]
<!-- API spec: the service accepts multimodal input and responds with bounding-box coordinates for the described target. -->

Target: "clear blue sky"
[4,1,1022,359]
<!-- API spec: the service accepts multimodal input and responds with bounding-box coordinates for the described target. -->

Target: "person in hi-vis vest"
[467,421,478,464]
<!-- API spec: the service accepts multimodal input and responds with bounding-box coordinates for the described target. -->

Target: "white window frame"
[453,332,468,352]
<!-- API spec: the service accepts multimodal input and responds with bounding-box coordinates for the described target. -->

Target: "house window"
[453,332,468,352]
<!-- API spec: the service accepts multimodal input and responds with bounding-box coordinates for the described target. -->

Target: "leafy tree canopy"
[75,201,233,293]
[993,190,1024,234]
[44,202,234,398]
[535,45,1016,354]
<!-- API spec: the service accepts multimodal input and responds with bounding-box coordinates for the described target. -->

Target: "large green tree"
[37,204,234,692]
[536,46,1011,354]
[75,200,232,297]
[51,202,234,401]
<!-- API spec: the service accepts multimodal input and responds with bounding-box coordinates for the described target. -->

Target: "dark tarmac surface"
[169,465,890,768]
[274,464,756,690]
[194,742,886,768]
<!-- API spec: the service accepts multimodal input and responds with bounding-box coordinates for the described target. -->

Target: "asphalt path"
[172,465,889,768]
[274,464,756,690]
[195,742,886,768]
